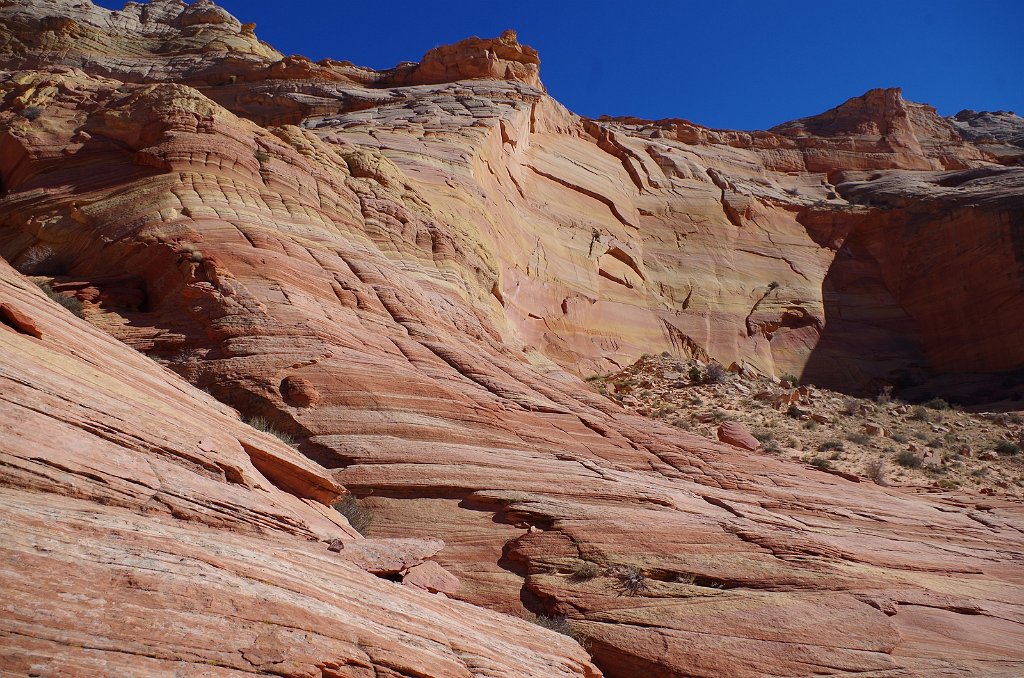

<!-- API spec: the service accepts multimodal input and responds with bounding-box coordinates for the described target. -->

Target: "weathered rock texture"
[1,2,1023,677]
[0,263,598,676]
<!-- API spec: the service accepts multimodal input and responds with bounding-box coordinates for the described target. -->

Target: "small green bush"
[333,494,372,535]
[705,363,728,384]
[995,440,1021,457]
[910,406,929,421]
[846,433,871,446]
[610,565,648,595]
[808,457,832,470]
[780,372,799,386]
[923,398,950,411]
[688,366,702,383]
[891,433,909,444]
[525,613,588,648]
[246,416,296,446]
[895,450,923,469]
[818,440,845,452]
[570,561,601,581]
[865,459,887,485]
[21,105,43,120]
[35,281,85,318]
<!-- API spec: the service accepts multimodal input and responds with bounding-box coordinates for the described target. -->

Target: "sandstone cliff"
[2,2,1023,677]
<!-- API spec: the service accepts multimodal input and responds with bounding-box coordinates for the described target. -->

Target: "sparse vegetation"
[808,457,832,470]
[20,105,43,120]
[995,441,1021,457]
[704,363,728,384]
[570,560,601,581]
[524,613,588,648]
[254,149,270,163]
[895,450,923,469]
[818,440,845,452]
[35,281,85,318]
[865,459,887,485]
[246,416,296,446]
[610,565,648,595]
[333,494,372,535]
[587,351,1024,498]
[779,372,799,387]
[923,398,951,411]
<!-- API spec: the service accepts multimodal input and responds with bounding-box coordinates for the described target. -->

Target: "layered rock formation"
[2,1,1023,677]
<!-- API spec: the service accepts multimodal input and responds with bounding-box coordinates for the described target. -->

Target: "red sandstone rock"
[717,421,760,451]
[1,2,1023,677]
[403,560,461,596]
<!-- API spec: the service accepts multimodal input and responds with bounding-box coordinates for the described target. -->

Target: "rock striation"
[1,2,1023,677]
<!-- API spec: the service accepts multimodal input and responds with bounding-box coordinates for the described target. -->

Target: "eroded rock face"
[1,2,1023,677]
[0,259,599,677]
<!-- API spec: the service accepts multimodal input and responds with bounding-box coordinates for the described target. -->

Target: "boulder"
[402,560,461,596]
[717,421,760,452]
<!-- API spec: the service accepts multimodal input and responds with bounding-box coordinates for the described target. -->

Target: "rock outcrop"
[2,2,1023,677]
[0,259,598,677]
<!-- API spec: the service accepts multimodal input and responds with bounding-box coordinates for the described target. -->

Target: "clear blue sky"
[93,0,1022,130]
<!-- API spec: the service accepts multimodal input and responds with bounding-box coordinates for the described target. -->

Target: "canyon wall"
[2,2,1024,677]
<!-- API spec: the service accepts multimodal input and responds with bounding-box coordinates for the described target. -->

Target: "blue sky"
[92,0,1022,130]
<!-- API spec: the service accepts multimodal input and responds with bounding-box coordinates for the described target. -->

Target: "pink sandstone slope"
[1,2,1023,676]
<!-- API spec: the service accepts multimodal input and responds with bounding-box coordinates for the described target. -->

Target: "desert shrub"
[671,417,691,430]
[688,366,702,383]
[995,440,1022,456]
[767,281,781,290]
[808,457,832,470]
[246,416,296,446]
[1008,413,1024,425]
[35,281,85,318]
[843,399,861,416]
[189,250,204,263]
[846,433,871,446]
[801,419,817,430]
[926,438,943,449]
[254,149,270,162]
[705,363,728,384]
[610,565,648,595]
[818,440,844,452]
[570,560,601,581]
[787,404,804,419]
[333,494,372,535]
[20,105,43,120]
[891,433,909,444]
[526,614,588,648]
[895,450,923,469]
[780,372,799,386]
[923,398,950,411]
[865,459,887,485]
[875,385,893,404]
[753,431,774,443]
[910,406,929,421]
[711,408,731,422]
